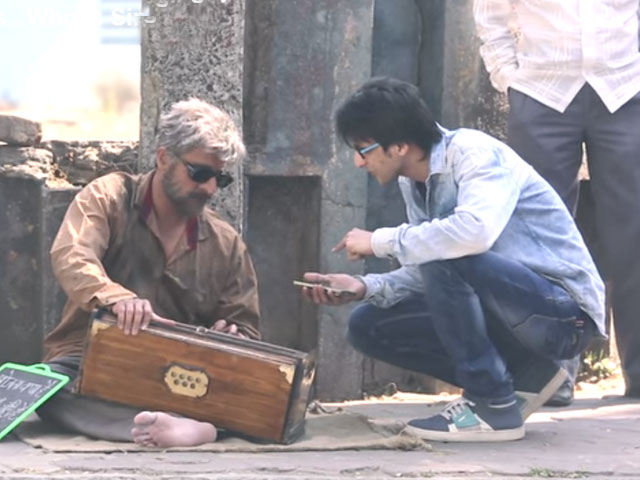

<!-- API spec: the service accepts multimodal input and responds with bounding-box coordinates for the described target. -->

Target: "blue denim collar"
[426,125,451,179]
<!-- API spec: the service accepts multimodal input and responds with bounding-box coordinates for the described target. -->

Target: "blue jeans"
[348,252,595,400]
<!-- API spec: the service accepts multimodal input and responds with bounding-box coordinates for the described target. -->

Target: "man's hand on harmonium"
[210,319,248,339]
[112,297,175,336]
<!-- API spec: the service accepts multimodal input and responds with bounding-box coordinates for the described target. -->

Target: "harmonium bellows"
[76,309,316,444]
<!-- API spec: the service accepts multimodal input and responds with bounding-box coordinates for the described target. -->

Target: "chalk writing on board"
[0,399,31,420]
[0,370,58,422]
[0,363,69,441]
[0,374,57,397]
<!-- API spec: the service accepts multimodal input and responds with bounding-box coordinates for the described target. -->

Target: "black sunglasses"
[172,152,234,188]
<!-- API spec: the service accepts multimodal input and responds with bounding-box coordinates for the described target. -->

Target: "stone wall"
[141,0,244,230]
[0,141,137,188]
[0,116,138,364]
[243,0,374,400]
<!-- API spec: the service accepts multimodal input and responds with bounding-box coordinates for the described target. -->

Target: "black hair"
[335,77,442,153]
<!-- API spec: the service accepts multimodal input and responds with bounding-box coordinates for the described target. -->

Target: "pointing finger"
[332,238,346,252]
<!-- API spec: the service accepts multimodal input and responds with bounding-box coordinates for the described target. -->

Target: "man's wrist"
[371,228,396,258]
[354,275,374,300]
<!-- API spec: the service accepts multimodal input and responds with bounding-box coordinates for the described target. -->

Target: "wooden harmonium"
[77,309,316,444]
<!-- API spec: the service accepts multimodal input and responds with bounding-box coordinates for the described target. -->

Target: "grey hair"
[157,98,246,164]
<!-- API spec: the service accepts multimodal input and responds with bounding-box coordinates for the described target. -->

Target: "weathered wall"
[246,176,321,353]
[140,0,245,230]
[0,131,138,364]
[438,0,508,138]
[243,0,374,400]
[0,175,80,364]
[367,0,416,276]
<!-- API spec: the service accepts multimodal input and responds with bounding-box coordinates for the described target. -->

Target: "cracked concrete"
[1,384,638,480]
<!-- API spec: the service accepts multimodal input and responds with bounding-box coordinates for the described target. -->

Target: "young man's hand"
[333,228,374,260]
[300,272,366,305]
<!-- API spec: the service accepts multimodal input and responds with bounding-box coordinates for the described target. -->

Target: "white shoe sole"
[403,424,525,442]
[516,368,569,420]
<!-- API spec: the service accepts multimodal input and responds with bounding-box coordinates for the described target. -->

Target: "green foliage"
[578,350,616,383]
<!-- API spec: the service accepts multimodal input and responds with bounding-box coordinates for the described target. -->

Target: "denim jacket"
[363,127,606,337]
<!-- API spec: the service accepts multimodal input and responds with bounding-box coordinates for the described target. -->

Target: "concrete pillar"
[140,0,245,229]
[244,0,374,400]
[436,0,508,138]
[367,0,416,275]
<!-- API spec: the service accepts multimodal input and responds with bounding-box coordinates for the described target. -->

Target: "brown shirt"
[44,171,260,361]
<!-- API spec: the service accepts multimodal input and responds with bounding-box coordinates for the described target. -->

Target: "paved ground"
[1,381,638,480]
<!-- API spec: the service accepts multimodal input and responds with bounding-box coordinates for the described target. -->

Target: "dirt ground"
[1,366,638,480]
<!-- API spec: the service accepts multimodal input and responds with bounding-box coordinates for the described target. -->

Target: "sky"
[0,0,140,108]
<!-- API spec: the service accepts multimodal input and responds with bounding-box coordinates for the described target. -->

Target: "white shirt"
[473,0,640,113]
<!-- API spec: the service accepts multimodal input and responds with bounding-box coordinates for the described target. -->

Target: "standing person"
[301,77,605,442]
[474,0,640,403]
[38,98,260,447]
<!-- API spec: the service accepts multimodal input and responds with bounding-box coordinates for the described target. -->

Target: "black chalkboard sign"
[0,363,69,440]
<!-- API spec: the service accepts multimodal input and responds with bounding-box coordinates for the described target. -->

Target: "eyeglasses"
[172,152,234,188]
[356,142,380,158]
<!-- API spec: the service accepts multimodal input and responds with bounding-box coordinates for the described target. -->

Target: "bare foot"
[131,411,217,448]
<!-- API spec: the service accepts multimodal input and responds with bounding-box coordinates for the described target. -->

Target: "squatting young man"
[301,77,606,442]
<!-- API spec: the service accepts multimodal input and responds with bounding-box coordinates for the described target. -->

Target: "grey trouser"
[37,356,140,442]
[508,85,640,394]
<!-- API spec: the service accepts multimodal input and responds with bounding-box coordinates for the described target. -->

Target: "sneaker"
[514,361,568,419]
[403,395,524,442]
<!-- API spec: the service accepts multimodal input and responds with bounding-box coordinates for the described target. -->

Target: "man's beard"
[162,164,211,217]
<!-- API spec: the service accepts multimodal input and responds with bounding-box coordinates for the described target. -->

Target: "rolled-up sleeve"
[50,176,137,310]
[359,266,425,308]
